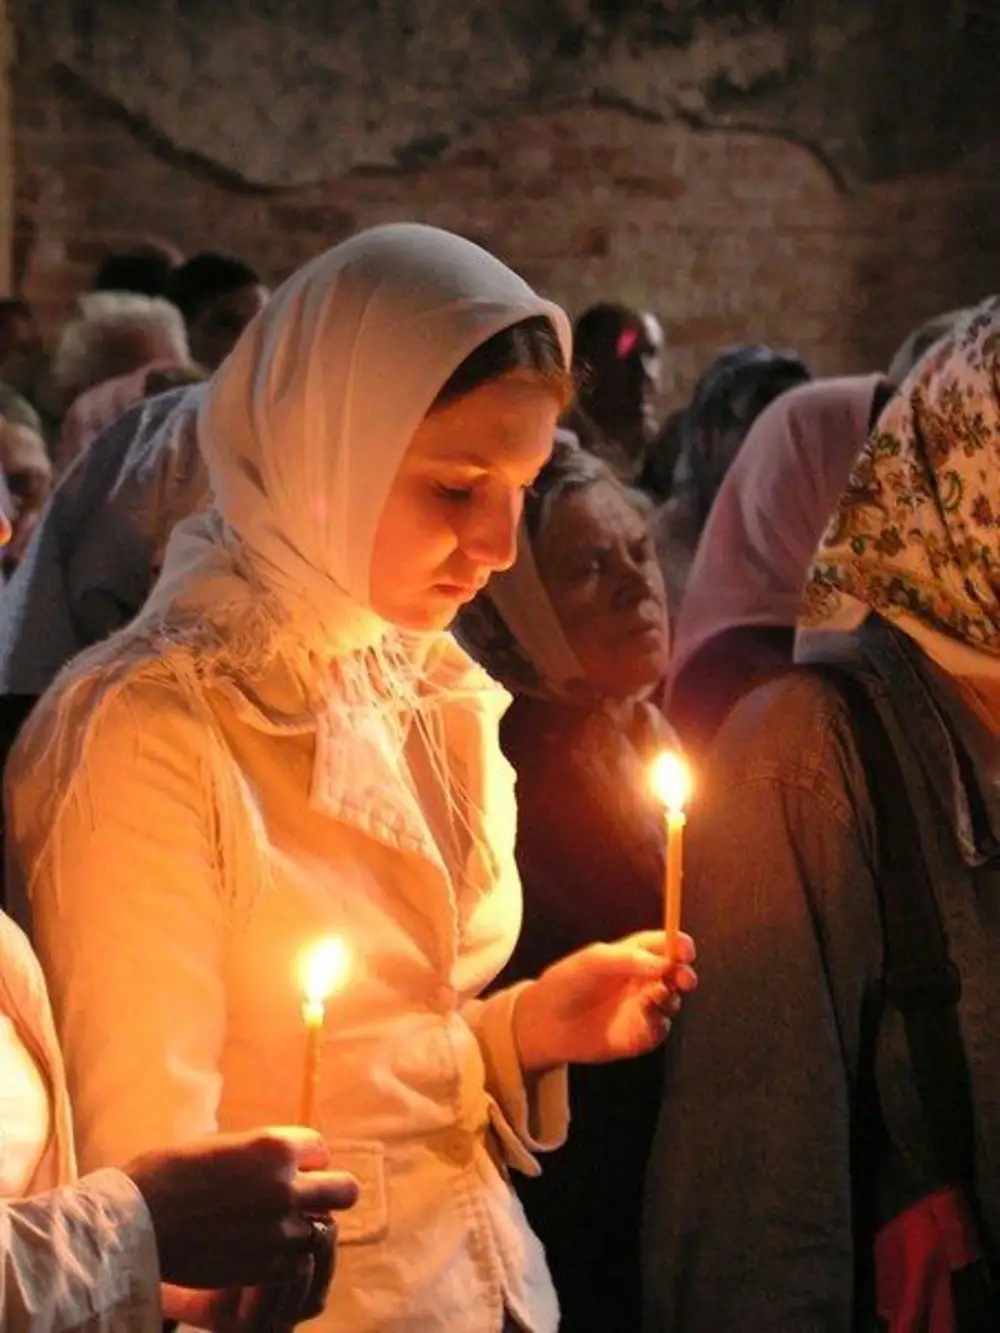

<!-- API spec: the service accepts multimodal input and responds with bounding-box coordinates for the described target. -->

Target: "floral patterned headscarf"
[803,298,1000,663]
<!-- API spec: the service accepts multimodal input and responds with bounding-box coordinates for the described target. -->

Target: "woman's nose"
[615,558,654,610]
[461,491,520,573]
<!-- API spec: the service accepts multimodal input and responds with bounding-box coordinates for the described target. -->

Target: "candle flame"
[298,936,350,1006]
[650,751,692,814]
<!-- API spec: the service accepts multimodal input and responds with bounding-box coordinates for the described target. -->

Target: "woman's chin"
[612,646,671,699]
[373,589,466,633]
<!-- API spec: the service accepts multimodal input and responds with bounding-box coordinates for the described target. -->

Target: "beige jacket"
[7,634,567,1333]
[0,913,161,1331]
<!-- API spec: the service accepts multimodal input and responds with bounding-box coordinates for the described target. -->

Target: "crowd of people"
[0,221,995,1333]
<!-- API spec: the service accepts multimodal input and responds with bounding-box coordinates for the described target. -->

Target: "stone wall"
[10,0,1000,405]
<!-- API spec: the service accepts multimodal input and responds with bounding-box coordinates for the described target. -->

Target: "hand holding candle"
[298,936,350,1127]
[650,751,692,960]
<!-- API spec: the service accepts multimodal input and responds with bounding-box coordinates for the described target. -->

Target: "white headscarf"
[484,521,584,692]
[142,222,570,668]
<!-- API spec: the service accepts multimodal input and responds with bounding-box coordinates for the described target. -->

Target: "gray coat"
[643,618,1000,1330]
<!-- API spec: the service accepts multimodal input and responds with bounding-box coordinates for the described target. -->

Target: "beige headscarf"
[802,298,1000,682]
[23,224,572,904]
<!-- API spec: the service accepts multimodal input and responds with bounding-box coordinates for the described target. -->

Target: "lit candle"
[650,751,692,959]
[297,936,349,1127]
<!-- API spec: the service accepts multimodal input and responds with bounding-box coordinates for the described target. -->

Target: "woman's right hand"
[513,930,698,1073]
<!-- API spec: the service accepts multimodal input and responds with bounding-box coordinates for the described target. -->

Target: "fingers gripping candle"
[298,937,350,1127]
[650,752,692,960]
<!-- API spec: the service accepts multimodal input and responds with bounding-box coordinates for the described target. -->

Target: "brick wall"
[13,65,1000,407]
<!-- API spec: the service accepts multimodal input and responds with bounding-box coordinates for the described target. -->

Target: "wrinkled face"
[188,283,270,370]
[534,480,670,698]
[370,376,561,630]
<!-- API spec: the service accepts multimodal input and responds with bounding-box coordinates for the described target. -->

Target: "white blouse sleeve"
[8,679,227,1171]
[0,1167,161,1332]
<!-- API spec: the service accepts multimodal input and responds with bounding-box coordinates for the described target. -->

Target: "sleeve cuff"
[465,982,570,1175]
[78,1166,163,1323]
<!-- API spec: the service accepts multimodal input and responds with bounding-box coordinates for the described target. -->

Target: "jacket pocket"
[325,1139,388,1244]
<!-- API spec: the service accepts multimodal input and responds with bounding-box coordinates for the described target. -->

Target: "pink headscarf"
[667,373,886,693]
[56,360,186,475]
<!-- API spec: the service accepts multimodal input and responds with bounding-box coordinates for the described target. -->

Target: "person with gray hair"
[53,292,195,475]
[454,436,678,1333]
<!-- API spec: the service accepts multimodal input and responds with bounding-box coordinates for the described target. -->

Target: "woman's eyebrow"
[433,451,494,468]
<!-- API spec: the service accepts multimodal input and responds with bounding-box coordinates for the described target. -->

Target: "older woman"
[54,292,195,475]
[455,440,675,1332]
[644,300,1000,1330]
[6,225,694,1333]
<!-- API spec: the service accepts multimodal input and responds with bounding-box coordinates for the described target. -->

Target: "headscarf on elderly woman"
[454,438,675,1333]
[643,297,1000,1332]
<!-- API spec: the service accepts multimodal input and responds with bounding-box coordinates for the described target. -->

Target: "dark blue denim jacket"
[642,617,1000,1332]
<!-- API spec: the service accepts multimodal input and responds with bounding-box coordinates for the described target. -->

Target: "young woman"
[7,224,695,1333]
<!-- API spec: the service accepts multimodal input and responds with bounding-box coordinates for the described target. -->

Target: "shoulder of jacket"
[709,667,863,807]
[11,658,208,790]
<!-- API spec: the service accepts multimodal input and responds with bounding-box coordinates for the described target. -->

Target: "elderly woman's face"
[534,480,669,697]
[370,376,560,630]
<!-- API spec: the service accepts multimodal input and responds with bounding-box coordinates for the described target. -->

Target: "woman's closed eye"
[435,481,476,503]
[434,474,537,506]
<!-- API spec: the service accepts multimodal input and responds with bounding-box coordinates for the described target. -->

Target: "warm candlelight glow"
[650,751,692,815]
[297,936,349,1127]
[299,936,350,1014]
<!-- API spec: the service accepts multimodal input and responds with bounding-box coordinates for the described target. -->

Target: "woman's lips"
[433,580,485,600]
[626,615,668,643]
